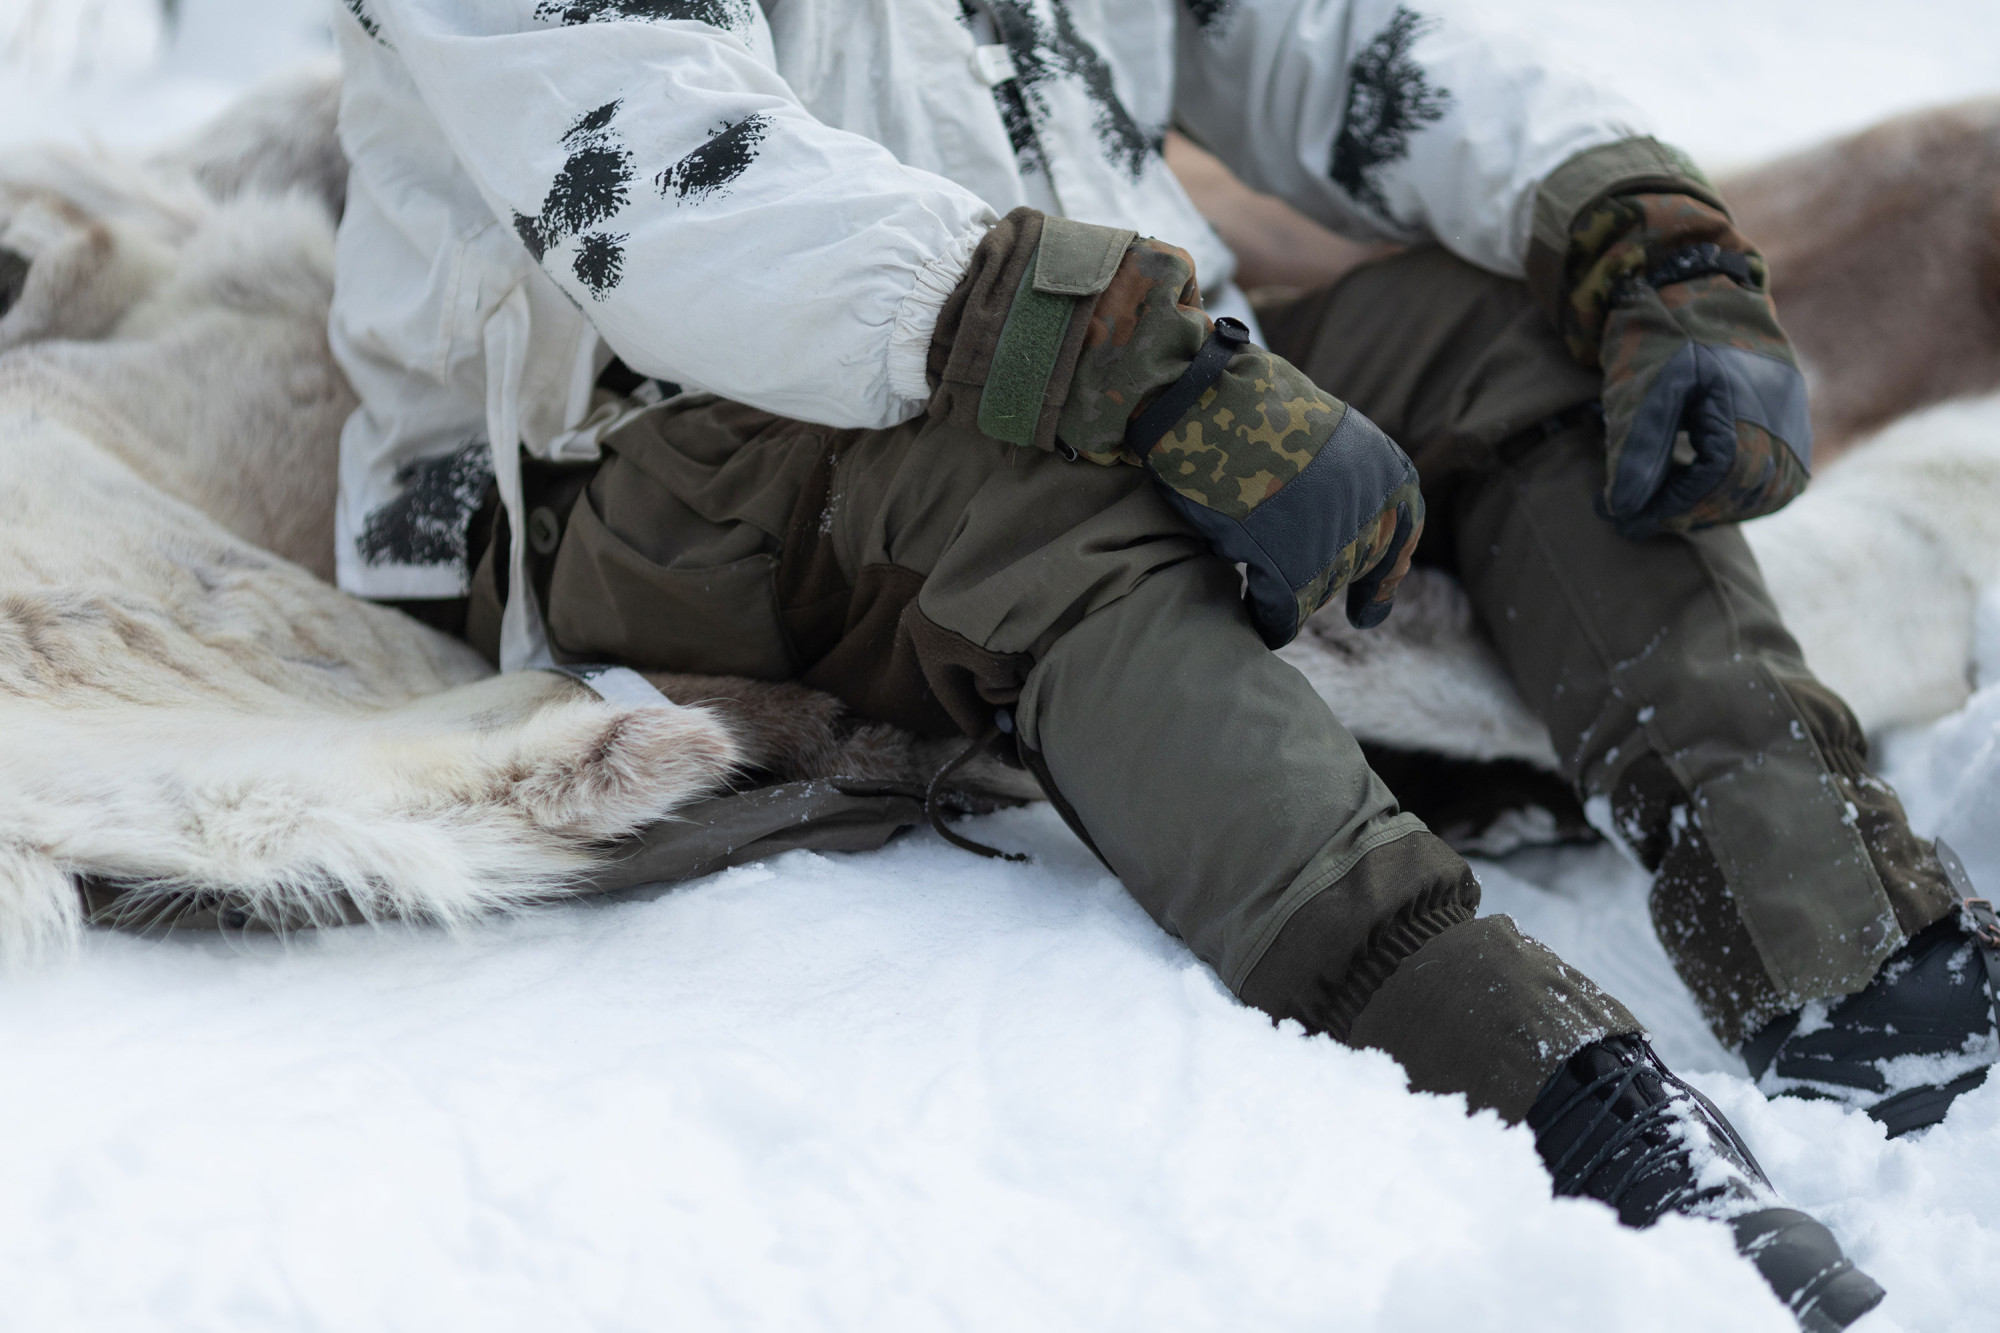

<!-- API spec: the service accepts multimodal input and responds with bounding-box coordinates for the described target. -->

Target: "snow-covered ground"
[1,2,1998,1330]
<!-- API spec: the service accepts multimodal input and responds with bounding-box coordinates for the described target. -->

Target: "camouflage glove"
[1550,186,1812,540]
[928,207,1422,647]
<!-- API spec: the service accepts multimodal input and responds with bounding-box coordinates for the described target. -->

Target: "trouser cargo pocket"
[546,486,796,679]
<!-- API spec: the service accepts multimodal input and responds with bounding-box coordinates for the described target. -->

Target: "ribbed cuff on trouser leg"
[1237,828,1482,1044]
[1347,915,1642,1123]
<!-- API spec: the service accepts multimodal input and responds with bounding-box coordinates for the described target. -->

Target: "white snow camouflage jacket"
[328,0,1650,669]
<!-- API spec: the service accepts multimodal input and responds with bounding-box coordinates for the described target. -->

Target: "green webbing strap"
[977,264,1080,448]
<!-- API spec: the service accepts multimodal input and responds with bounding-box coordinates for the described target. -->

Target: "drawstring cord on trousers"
[834,708,1029,863]
[922,722,1029,862]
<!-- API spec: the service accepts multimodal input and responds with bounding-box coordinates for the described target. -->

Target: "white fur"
[1745,393,2000,732]
[1283,394,2000,770]
[0,78,742,963]
[1281,569,1561,768]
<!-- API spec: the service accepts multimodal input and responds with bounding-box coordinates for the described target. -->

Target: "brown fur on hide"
[1723,99,2000,462]
[645,672,1037,808]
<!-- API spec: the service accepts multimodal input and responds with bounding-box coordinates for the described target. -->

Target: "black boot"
[1743,843,2000,1138]
[1529,1034,1885,1332]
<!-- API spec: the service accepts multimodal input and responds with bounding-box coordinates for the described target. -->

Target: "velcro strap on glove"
[928,209,1423,647]
[1054,234,1422,645]
[927,209,1135,453]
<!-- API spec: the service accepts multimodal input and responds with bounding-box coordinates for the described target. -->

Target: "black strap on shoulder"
[1122,315,1252,459]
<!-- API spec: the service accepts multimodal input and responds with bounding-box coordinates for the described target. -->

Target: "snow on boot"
[1742,841,2000,1138]
[1529,1034,1885,1332]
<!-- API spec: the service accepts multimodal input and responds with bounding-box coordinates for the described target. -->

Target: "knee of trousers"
[1003,554,1425,982]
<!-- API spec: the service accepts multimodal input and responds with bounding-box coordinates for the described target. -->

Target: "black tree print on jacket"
[533,0,757,35]
[513,100,774,300]
[1330,6,1453,223]
[970,0,1159,183]
[357,440,494,568]
[512,100,636,299]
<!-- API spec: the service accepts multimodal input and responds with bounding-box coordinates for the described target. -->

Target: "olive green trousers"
[1260,249,1954,1047]
[515,247,1952,1117]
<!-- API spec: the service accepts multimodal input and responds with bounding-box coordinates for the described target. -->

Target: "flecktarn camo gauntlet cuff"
[927,208,1422,648]
[1528,140,1812,540]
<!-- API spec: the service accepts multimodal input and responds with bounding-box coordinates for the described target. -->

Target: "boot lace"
[1534,1043,1768,1222]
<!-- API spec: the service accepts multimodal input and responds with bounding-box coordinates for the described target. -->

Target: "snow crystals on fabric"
[356,439,495,568]
[512,100,635,299]
[1329,5,1452,222]
[531,0,757,35]
[656,113,773,205]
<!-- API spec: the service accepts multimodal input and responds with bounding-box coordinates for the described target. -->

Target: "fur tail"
[0,672,740,958]
[0,841,82,967]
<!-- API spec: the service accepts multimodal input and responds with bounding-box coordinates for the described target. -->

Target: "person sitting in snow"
[326,0,2000,1322]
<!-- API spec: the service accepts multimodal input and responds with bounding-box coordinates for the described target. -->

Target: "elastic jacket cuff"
[887,224,988,407]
